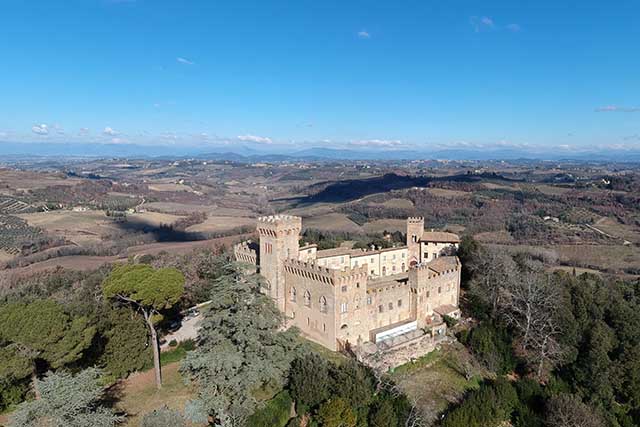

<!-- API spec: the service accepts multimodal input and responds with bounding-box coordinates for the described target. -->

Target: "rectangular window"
[426,291,430,298]
[370,257,374,263]
[341,285,347,292]
[397,299,402,307]
[340,302,348,313]
[378,305,383,313]
[402,252,405,258]
[367,296,372,305]
[438,287,441,294]
[388,302,393,310]
[371,270,375,275]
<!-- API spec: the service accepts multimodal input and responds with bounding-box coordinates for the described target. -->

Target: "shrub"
[247,390,292,427]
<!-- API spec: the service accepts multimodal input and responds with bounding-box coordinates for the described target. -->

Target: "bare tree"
[546,394,605,427]
[500,270,565,378]
[469,247,518,317]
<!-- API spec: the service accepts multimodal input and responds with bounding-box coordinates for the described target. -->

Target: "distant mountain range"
[1,141,639,163]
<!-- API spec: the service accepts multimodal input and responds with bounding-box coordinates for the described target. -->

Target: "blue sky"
[0,0,639,152]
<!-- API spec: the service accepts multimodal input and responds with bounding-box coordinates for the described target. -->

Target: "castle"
[234,215,461,353]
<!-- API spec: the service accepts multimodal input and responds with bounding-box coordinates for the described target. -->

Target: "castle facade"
[234,215,462,352]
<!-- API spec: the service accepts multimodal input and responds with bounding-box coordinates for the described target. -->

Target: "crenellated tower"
[257,215,302,312]
[406,216,424,266]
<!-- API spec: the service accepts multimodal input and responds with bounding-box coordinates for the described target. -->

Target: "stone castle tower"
[257,215,302,312]
[406,216,424,266]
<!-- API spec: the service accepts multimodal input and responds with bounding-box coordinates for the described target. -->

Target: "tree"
[102,264,185,389]
[141,406,187,427]
[9,368,122,427]
[180,263,299,426]
[99,307,153,378]
[0,300,95,397]
[316,398,357,427]
[288,353,331,413]
[546,394,605,427]
[499,269,565,378]
[369,399,397,427]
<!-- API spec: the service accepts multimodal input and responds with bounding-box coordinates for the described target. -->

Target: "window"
[356,282,360,288]
[397,299,402,308]
[307,317,310,326]
[289,287,297,302]
[340,256,345,263]
[382,266,387,275]
[378,305,384,313]
[383,255,387,261]
[367,296,372,305]
[355,296,361,309]
[304,290,311,307]
[354,260,358,266]
[370,257,374,263]
[319,296,327,313]
[340,301,348,313]
[393,254,396,260]
[402,252,405,258]
[401,263,405,271]
[341,285,347,292]
[388,302,393,310]
[392,265,396,272]
[424,252,428,259]
[371,270,375,275]
[426,291,430,298]
[438,287,441,294]
[323,323,326,332]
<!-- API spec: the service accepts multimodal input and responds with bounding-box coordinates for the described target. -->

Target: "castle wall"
[409,257,460,327]
[420,241,459,262]
[365,280,413,330]
[283,260,369,351]
[317,247,408,277]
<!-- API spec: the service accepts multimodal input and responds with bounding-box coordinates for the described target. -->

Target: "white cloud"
[470,16,495,32]
[31,124,49,135]
[237,134,272,144]
[0,131,8,139]
[357,30,371,39]
[595,105,640,113]
[351,139,403,147]
[103,126,119,136]
[110,137,127,144]
[78,127,90,136]
[506,23,521,32]
[177,57,194,65]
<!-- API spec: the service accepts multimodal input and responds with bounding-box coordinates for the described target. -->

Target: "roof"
[299,243,318,251]
[434,304,460,316]
[367,272,409,290]
[420,231,460,244]
[316,247,352,258]
[426,256,459,273]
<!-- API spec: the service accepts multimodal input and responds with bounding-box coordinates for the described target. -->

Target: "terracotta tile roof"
[420,231,460,243]
[434,304,460,316]
[426,256,459,273]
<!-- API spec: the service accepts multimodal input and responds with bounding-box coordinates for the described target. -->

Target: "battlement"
[234,240,258,265]
[407,216,425,223]
[257,215,302,236]
[284,259,368,286]
[410,256,460,275]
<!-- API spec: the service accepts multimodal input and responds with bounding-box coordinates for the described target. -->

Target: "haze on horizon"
[1,0,639,154]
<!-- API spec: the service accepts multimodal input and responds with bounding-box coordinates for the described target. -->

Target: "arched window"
[304,290,311,307]
[319,296,327,313]
[401,262,406,271]
[289,287,297,302]
[382,266,387,276]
